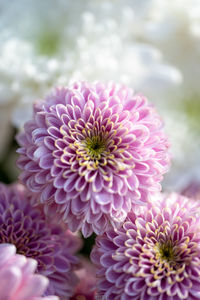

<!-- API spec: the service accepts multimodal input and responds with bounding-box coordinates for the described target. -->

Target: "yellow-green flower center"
[158,242,174,262]
[85,136,106,159]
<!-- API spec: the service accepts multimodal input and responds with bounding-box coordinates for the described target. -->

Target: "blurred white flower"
[71,11,181,96]
[134,0,200,99]
[0,0,181,129]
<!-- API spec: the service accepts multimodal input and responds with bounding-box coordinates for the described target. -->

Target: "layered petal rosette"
[0,243,58,300]
[17,81,170,236]
[0,183,81,299]
[91,193,200,300]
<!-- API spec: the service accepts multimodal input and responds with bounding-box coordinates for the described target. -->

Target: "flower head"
[0,243,58,300]
[91,193,200,299]
[0,182,81,298]
[17,81,170,236]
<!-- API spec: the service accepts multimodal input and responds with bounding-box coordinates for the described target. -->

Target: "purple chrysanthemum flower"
[0,243,58,300]
[0,182,81,299]
[17,81,170,237]
[91,193,200,300]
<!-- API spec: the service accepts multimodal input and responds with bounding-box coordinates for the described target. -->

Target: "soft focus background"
[0,0,199,192]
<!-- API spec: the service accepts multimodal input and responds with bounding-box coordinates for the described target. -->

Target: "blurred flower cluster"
[0,0,200,299]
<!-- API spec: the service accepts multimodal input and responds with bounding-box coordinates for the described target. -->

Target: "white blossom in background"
[71,11,181,96]
[133,0,200,99]
[0,0,181,127]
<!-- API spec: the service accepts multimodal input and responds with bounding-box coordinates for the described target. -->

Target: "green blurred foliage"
[182,98,200,133]
[35,29,61,56]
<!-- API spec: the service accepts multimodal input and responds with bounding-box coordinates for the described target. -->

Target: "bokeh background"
[0,0,200,192]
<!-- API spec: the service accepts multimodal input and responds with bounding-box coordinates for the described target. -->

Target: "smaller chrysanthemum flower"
[91,193,200,300]
[71,257,97,300]
[17,81,170,237]
[0,182,81,299]
[0,243,58,300]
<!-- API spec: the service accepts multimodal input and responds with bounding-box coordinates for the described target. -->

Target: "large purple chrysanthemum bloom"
[91,193,200,300]
[17,81,170,236]
[0,183,81,299]
[0,243,58,300]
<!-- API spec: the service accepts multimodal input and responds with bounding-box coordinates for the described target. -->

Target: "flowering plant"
[0,77,199,299]
[0,2,200,299]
